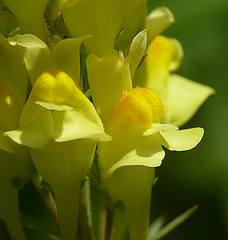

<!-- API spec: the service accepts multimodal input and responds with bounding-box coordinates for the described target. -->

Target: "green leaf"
[148,205,199,240]
[148,215,166,240]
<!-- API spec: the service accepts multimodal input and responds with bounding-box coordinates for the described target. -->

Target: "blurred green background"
[147,0,228,239]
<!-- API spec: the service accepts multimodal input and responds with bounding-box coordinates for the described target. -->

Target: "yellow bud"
[108,87,163,130]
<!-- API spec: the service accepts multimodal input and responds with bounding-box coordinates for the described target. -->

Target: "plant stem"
[98,195,108,240]
[78,181,96,240]
[33,176,60,229]
[40,186,60,229]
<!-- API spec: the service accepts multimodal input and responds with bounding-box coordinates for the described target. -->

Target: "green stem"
[98,195,108,240]
[32,176,60,229]
[39,186,60,229]
[78,181,96,240]
[0,187,26,240]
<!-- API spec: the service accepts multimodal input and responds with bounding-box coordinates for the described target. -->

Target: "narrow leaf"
[149,205,198,240]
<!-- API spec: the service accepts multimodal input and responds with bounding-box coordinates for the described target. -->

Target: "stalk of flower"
[1,0,49,42]
[0,34,34,240]
[5,35,111,240]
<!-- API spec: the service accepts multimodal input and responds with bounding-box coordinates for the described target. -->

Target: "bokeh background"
[147,0,228,239]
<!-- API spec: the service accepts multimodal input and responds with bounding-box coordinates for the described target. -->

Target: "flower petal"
[143,123,178,136]
[158,127,204,151]
[99,131,164,178]
[35,101,73,111]
[114,0,147,52]
[0,128,16,153]
[105,135,164,177]
[61,0,122,56]
[133,35,175,94]
[146,7,174,44]
[1,0,49,41]
[0,34,27,109]
[9,34,51,85]
[104,166,155,240]
[4,106,53,148]
[52,107,111,142]
[0,3,18,36]
[61,0,147,56]
[30,138,96,240]
[87,52,132,123]
[53,36,88,87]
[168,38,183,71]
[161,74,215,126]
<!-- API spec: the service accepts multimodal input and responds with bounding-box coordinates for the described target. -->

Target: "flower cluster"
[0,1,214,240]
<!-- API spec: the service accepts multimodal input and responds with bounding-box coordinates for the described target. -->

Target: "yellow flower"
[134,35,215,126]
[86,31,209,240]
[5,70,110,240]
[99,86,204,177]
[97,86,203,240]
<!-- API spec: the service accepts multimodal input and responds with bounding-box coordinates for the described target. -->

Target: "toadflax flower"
[0,34,34,240]
[133,34,215,127]
[5,34,111,240]
[98,87,204,240]
[86,30,209,240]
